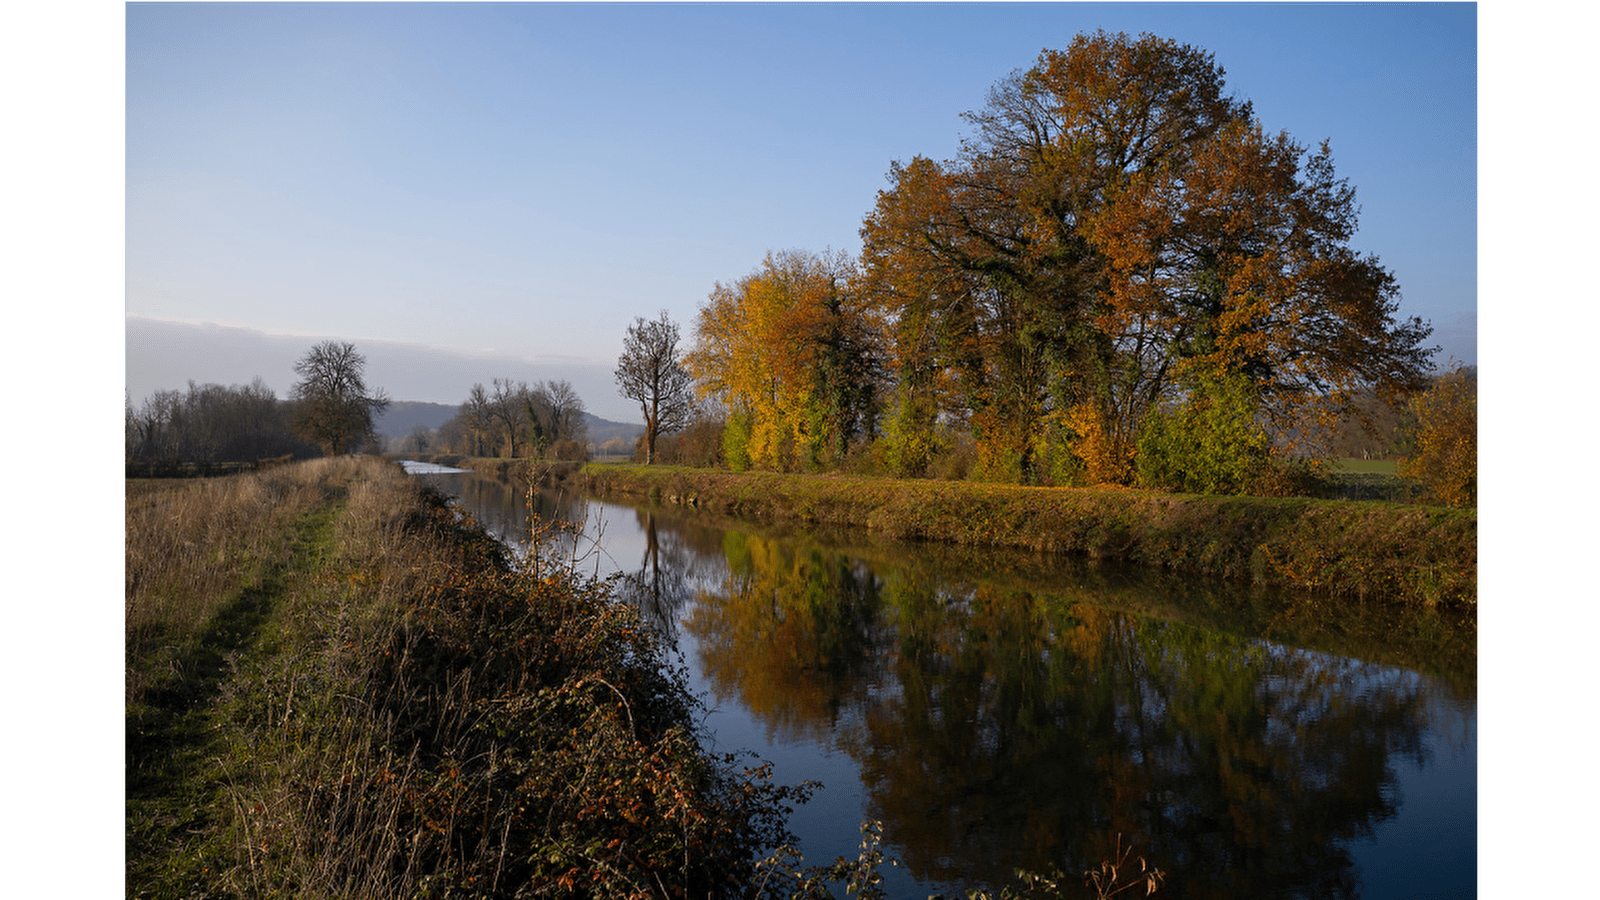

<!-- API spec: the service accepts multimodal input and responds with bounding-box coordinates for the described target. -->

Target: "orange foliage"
[1063,401,1135,485]
[854,31,1434,483]
[1398,364,1476,507]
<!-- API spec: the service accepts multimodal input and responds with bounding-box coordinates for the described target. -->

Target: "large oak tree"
[860,30,1434,484]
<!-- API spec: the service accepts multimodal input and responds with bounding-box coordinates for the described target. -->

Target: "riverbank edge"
[127,458,807,897]
[573,464,1476,610]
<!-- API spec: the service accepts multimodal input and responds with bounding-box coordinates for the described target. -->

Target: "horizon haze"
[127,315,643,425]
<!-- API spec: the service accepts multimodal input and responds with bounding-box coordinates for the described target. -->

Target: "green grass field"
[1329,457,1400,475]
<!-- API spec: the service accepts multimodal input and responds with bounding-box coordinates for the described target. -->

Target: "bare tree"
[461,383,493,456]
[290,341,390,456]
[542,379,588,450]
[615,311,694,465]
[489,378,530,457]
[407,425,433,455]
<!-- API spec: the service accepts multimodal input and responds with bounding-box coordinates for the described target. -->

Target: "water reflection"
[398,459,471,475]
[414,470,1476,898]
[690,533,893,745]
[614,510,709,641]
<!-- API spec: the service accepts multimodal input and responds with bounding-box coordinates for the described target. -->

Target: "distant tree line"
[126,342,392,472]
[125,378,320,471]
[428,378,591,460]
[128,341,606,470]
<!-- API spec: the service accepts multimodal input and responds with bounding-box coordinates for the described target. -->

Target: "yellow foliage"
[1398,364,1476,507]
[688,249,878,472]
[1065,402,1135,486]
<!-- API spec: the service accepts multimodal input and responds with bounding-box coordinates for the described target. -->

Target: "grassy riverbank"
[576,465,1476,610]
[127,458,803,899]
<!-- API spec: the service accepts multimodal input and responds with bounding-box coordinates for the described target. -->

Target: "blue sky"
[124,2,1477,396]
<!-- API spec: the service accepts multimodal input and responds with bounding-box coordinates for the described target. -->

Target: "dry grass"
[124,457,368,704]
[128,457,801,899]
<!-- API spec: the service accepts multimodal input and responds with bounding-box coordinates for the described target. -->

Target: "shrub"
[550,437,588,461]
[1136,372,1270,494]
[1063,401,1134,486]
[927,431,977,481]
[722,408,754,472]
[674,415,728,467]
[879,393,942,478]
[1397,363,1476,508]
[1244,456,1326,498]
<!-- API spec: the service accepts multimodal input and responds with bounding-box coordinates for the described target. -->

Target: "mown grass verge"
[576,465,1476,611]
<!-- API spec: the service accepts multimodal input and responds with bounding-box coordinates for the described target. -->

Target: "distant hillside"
[375,401,642,446]
[376,401,460,438]
[583,413,645,446]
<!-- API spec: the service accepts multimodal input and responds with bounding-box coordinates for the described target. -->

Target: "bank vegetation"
[578,465,1475,611]
[128,458,812,899]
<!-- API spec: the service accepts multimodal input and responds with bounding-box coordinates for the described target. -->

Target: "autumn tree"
[856,157,981,477]
[859,30,1434,486]
[615,311,695,465]
[1087,116,1435,457]
[289,341,389,456]
[1398,363,1476,507]
[687,250,883,472]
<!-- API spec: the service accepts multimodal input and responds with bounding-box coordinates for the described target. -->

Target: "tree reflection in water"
[684,534,1454,899]
[417,475,1473,899]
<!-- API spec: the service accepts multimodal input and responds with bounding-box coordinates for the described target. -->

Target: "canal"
[406,464,1476,899]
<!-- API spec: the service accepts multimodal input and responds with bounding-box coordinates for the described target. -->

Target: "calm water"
[409,466,1477,899]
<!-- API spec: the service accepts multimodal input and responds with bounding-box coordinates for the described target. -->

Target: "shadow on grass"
[126,502,337,897]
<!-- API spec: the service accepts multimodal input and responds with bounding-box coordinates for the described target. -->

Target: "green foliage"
[1029,412,1082,488]
[880,391,945,478]
[723,407,754,472]
[1136,372,1270,494]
